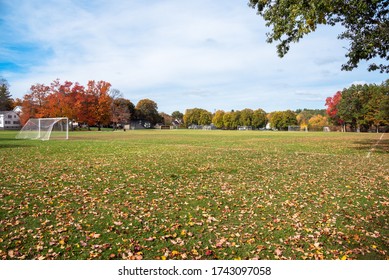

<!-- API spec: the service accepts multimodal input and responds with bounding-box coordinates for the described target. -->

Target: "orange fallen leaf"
[275,248,283,256]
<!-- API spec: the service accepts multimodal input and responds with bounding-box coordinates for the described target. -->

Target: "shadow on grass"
[353,138,389,154]
[0,138,33,149]
[0,144,33,149]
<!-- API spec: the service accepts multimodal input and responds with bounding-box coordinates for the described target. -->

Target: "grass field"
[0,130,388,260]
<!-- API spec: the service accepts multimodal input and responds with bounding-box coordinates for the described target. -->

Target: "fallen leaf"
[275,248,283,256]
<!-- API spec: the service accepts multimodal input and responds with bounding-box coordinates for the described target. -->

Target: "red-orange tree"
[20,79,113,128]
[20,83,50,124]
[325,91,343,126]
[85,80,112,130]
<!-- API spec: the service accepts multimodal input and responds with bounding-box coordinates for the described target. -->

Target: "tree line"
[183,108,328,131]
[1,77,388,131]
[3,79,161,130]
[325,80,389,132]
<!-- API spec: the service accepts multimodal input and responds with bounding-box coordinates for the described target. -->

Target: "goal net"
[16,118,69,140]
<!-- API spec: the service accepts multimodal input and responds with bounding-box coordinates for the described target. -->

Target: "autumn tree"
[296,109,326,129]
[111,98,134,128]
[212,110,225,129]
[0,77,13,111]
[75,86,96,128]
[308,114,328,130]
[20,83,50,124]
[248,0,389,73]
[325,91,343,127]
[296,111,309,129]
[45,80,84,122]
[85,80,112,130]
[12,98,23,107]
[159,112,173,125]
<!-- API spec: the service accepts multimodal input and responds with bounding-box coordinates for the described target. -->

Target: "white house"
[0,111,21,130]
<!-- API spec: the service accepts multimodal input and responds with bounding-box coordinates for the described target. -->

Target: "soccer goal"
[16,117,69,140]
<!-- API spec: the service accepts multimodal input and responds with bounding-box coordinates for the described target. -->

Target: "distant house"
[0,111,21,130]
[13,106,23,115]
[171,119,183,129]
[130,120,151,129]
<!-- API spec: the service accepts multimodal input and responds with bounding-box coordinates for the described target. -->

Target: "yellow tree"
[212,110,225,129]
[308,115,328,130]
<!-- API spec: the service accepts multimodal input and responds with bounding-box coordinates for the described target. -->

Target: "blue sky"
[0,0,387,114]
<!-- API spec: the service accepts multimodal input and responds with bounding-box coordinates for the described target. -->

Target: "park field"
[0,129,388,260]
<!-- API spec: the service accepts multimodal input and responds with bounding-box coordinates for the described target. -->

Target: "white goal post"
[16,117,69,141]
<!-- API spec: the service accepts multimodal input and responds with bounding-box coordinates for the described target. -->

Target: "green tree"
[336,82,389,131]
[375,80,389,128]
[268,111,283,130]
[184,108,211,126]
[171,111,184,122]
[199,110,212,125]
[0,78,13,111]
[239,108,254,127]
[252,108,267,128]
[269,110,297,130]
[248,0,389,73]
[230,110,241,129]
[184,108,200,126]
[135,99,161,126]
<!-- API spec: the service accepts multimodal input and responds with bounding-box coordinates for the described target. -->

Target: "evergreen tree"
[0,78,13,111]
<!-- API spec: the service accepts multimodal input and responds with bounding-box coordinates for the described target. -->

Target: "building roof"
[0,111,16,115]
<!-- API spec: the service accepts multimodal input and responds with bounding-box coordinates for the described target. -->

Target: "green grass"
[0,130,388,260]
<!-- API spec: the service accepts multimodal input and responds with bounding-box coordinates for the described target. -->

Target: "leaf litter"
[0,131,388,259]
